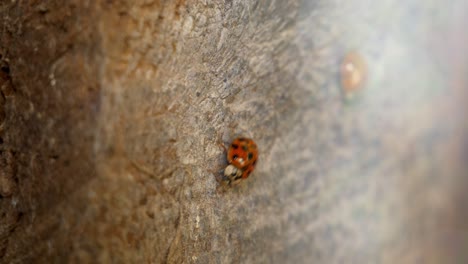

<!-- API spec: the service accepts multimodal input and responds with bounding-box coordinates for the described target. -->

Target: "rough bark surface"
[1,0,467,263]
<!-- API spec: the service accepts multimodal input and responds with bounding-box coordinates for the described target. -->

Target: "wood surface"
[1,0,467,263]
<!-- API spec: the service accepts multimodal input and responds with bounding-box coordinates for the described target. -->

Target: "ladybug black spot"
[248,152,253,160]
[242,145,248,151]
[233,154,238,160]
[231,143,239,149]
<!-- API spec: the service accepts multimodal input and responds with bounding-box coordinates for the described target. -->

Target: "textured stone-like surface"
[0,0,100,262]
[1,0,467,263]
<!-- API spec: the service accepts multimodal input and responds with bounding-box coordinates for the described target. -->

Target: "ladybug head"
[223,164,243,186]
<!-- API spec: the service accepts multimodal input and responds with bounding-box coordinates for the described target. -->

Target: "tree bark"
[1,0,467,263]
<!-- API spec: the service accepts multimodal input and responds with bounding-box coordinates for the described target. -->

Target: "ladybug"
[340,51,367,94]
[222,137,258,186]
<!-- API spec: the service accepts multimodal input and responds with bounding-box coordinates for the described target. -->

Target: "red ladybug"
[223,137,258,185]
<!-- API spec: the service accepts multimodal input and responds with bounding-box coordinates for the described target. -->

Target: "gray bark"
[1,0,467,263]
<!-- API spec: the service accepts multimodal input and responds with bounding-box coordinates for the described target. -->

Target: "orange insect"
[222,137,258,186]
[340,51,367,94]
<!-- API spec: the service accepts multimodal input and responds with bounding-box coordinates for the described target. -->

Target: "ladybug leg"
[207,168,224,174]
[217,170,228,184]
[217,141,228,153]
[215,132,229,153]
[213,172,231,187]
[208,168,225,182]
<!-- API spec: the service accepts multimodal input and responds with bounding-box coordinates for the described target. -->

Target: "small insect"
[222,137,258,186]
[340,51,367,94]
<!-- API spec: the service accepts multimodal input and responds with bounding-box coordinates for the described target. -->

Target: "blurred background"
[0,0,467,263]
